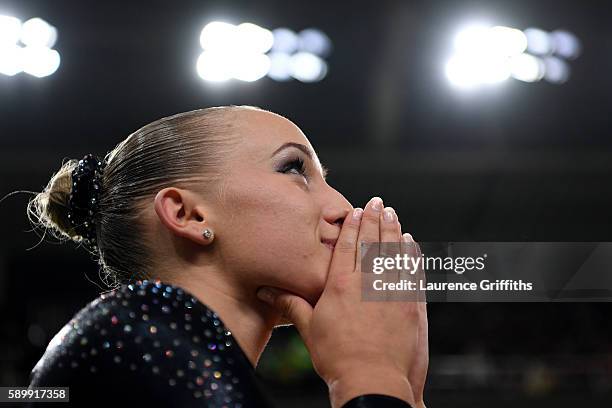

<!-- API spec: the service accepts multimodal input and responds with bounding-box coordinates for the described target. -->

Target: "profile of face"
[207,109,353,306]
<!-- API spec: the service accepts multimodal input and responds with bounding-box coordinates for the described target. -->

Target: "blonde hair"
[27,105,262,287]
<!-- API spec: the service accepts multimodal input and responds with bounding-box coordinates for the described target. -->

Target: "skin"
[149,108,352,367]
[146,108,428,406]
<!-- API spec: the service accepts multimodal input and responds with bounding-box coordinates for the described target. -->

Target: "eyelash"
[280,157,308,179]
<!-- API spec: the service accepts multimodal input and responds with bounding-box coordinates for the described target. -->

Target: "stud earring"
[202,228,214,241]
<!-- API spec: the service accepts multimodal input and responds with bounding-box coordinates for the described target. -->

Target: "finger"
[413,236,426,304]
[328,207,364,279]
[408,301,429,398]
[399,233,419,301]
[403,233,426,303]
[357,197,384,263]
[416,300,429,374]
[380,207,401,290]
[380,207,401,252]
[401,232,419,273]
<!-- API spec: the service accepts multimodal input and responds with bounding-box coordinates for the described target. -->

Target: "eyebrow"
[271,142,328,180]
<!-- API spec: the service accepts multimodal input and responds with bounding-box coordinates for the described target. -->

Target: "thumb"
[257,287,313,337]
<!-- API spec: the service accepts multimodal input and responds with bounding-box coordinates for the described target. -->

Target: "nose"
[321,184,353,227]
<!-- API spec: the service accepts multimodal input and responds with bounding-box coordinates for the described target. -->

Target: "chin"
[305,277,326,306]
[290,278,324,308]
[277,257,327,307]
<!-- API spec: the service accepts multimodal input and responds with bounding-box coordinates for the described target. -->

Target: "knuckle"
[342,220,359,231]
[361,211,380,224]
[334,239,356,254]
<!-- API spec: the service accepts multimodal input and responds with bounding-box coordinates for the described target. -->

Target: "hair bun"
[67,154,106,252]
[27,154,106,254]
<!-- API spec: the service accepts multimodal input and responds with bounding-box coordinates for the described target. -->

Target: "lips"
[321,238,337,251]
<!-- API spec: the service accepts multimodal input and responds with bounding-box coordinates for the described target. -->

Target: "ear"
[153,187,211,246]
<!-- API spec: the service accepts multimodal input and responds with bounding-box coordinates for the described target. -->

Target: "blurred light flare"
[197,21,330,83]
[267,51,293,81]
[0,44,23,76]
[199,21,237,51]
[550,30,581,60]
[297,28,332,57]
[233,53,271,82]
[524,28,552,55]
[196,51,234,82]
[21,17,57,48]
[271,28,298,54]
[454,25,526,57]
[446,23,579,89]
[543,56,570,84]
[22,46,60,77]
[0,15,60,77]
[290,52,328,82]
[236,23,274,54]
[509,53,545,82]
[0,14,22,45]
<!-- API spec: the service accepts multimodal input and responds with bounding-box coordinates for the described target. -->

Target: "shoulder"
[29,280,273,407]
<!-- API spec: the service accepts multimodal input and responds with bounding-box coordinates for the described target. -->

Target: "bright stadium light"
[290,52,328,82]
[550,30,581,60]
[0,15,22,45]
[0,45,23,76]
[196,21,331,83]
[21,17,57,48]
[445,54,478,88]
[233,53,271,81]
[196,51,234,82]
[196,50,270,83]
[453,25,526,56]
[0,15,60,78]
[199,21,237,51]
[297,28,332,57]
[543,56,570,83]
[271,28,299,54]
[445,54,510,88]
[523,28,552,55]
[446,22,579,88]
[509,53,545,82]
[236,23,274,54]
[21,46,60,77]
[267,52,293,81]
[489,26,527,56]
[446,24,521,88]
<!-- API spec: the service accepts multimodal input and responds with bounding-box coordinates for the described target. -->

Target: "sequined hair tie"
[67,153,106,252]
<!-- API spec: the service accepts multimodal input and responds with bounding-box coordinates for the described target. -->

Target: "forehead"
[232,109,320,164]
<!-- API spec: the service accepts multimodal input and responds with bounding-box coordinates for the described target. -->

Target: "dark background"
[1,0,612,406]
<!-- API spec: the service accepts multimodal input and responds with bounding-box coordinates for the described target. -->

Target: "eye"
[280,157,308,180]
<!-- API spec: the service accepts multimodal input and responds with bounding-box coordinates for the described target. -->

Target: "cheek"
[218,179,327,293]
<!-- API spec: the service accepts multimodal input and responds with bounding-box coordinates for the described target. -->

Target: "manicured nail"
[402,233,413,242]
[383,207,395,222]
[352,208,364,221]
[370,197,383,211]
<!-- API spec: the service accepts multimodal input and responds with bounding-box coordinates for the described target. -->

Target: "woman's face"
[214,109,353,306]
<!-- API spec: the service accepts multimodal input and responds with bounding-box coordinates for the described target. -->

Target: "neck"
[160,266,283,369]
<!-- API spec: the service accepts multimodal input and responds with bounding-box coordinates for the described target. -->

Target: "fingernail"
[257,288,275,304]
[352,208,364,221]
[370,197,383,211]
[383,207,395,222]
[402,233,413,242]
